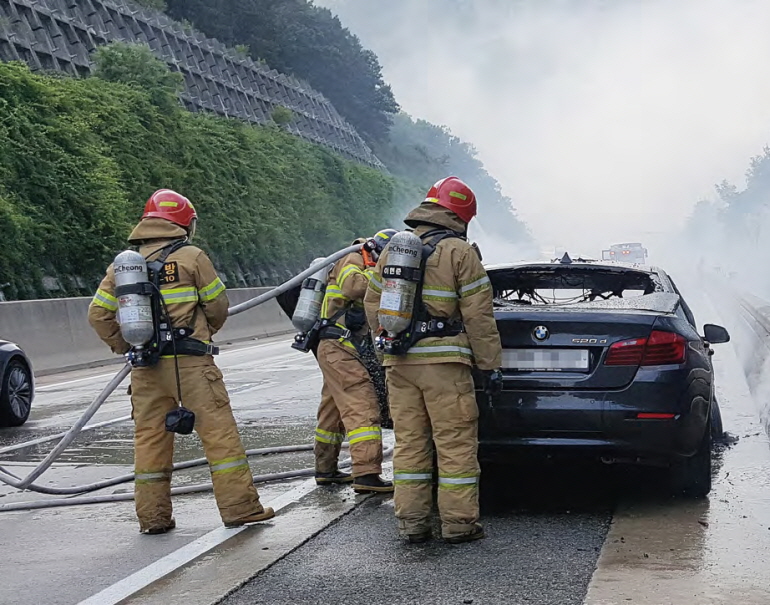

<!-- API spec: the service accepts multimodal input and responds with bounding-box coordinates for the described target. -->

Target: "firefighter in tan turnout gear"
[364,177,503,544]
[313,231,397,493]
[88,189,274,534]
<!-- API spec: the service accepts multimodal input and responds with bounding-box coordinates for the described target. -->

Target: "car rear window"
[488,265,664,307]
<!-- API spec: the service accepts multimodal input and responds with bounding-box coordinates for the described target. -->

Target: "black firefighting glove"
[482,369,504,396]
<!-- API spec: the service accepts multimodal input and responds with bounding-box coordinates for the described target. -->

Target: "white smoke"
[320,0,770,258]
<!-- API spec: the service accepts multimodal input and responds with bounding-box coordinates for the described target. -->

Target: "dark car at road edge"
[0,339,34,427]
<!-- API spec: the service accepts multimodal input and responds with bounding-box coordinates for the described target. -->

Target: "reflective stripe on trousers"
[348,426,382,445]
[315,428,345,444]
[209,455,249,475]
[394,469,433,485]
[134,469,172,485]
[438,473,479,490]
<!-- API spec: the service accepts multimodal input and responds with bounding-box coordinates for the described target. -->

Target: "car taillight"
[642,330,687,365]
[604,338,646,366]
[604,331,687,366]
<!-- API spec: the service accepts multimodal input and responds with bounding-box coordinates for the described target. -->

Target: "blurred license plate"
[502,349,589,371]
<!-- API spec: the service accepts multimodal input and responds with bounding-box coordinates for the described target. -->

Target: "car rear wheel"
[0,359,33,427]
[669,425,712,498]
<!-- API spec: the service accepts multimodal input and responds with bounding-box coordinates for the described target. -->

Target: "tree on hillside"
[92,42,183,112]
[164,0,399,144]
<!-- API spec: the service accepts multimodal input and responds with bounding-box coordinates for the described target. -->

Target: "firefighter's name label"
[118,306,152,325]
[158,261,180,285]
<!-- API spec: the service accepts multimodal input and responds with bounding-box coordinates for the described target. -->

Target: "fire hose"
[0,243,374,508]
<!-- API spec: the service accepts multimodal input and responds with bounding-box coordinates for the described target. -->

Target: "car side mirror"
[703,324,730,344]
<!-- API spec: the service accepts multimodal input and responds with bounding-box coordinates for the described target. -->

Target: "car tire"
[669,425,712,498]
[710,398,724,442]
[0,358,33,427]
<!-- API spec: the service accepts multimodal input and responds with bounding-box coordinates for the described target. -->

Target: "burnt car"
[0,340,34,427]
[475,258,729,497]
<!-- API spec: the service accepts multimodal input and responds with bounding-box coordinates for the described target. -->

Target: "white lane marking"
[36,372,119,392]
[77,478,319,605]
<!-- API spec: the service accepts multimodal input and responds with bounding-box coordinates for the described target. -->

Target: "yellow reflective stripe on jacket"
[422,284,458,302]
[369,274,383,293]
[161,286,198,304]
[315,428,345,444]
[209,455,249,475]
[459,274,491,298]
[92,289,118,312]
[348,426,382,445]
[198,277,226,302]
[438,472,479,490]
[338,264,365,290]
[394,469,433,485]
[321,285,348,318]
[386,341,474,361]
[134,469,172,485]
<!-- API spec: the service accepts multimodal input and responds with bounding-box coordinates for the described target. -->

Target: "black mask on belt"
[165,407,196,435]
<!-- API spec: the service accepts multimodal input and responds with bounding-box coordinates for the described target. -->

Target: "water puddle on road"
[0,420,316,471]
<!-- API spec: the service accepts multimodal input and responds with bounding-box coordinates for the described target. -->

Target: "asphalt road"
[2,289,770,605]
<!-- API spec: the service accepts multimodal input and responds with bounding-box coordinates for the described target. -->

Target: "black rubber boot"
[141,518,176,535]
[315,470,354,485]
[407,530,432,544]
[445,524,485,544]
[353,474,394,494]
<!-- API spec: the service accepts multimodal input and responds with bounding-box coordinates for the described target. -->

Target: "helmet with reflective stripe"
[424,176,477,224]
[141,189,197,228]
[372,229,398,254]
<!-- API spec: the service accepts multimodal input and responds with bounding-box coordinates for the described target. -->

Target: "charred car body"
[475,258,729,496]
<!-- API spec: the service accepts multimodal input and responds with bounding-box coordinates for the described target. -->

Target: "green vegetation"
[0,49,395,300]
[270,106,294,127]
[164,0,398,145]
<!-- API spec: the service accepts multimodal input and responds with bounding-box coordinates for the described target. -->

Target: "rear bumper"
[477,367,711,464]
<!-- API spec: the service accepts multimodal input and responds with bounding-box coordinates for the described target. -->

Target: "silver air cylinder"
[378,231,423,337]
[292,258,332,333]
[113,250,154,347]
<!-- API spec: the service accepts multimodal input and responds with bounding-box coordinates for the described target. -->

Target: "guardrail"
[0,288,292,375]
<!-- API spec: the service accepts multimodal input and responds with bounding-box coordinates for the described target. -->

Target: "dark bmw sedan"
[475,258,729,497]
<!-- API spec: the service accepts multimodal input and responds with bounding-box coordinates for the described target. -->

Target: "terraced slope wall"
[0,0,382,167]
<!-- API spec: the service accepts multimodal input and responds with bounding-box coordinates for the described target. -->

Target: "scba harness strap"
[121,240,219,367]
[384,229,466,356]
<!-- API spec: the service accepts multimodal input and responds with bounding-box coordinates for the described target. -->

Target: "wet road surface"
[3,290,770,604]
[0,336,327,605]
[223,495,610,605]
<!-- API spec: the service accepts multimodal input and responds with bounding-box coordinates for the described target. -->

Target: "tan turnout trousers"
[386,363,480,539]
[131,355,263,531]
[315,339,383,477]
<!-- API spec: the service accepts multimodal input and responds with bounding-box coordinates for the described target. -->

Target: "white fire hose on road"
[0,244,373,510]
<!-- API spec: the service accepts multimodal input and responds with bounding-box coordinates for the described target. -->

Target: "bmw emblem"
[533,325,549,341]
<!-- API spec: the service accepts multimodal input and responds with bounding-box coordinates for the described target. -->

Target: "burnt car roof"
[485,262,679,314]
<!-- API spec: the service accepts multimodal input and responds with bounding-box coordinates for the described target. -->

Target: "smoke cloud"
[319,0,770,257]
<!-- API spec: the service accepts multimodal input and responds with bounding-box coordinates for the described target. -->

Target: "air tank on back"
[292,258,332,333]
[378,231,423,337]
[113,250,154,347]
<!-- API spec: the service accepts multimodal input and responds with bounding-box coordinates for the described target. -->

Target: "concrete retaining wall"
[0,288,292,375]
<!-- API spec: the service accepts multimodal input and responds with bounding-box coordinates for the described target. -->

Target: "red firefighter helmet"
[141,189,197,227]
[424,176,477,224]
